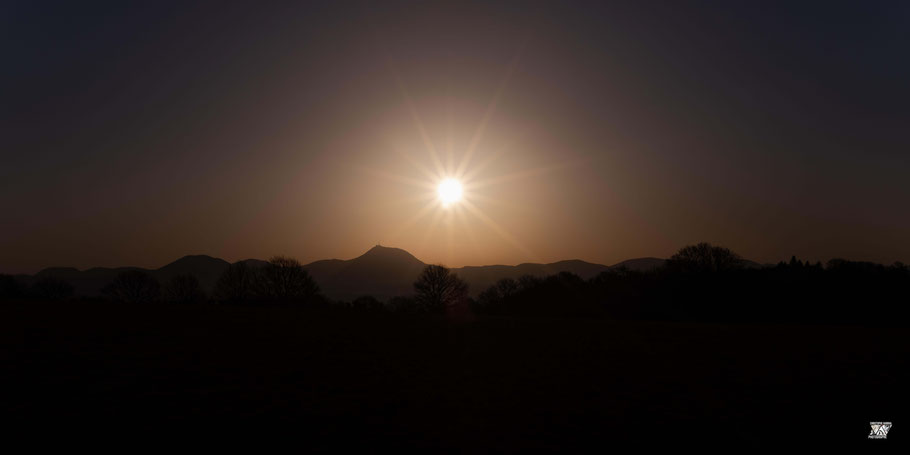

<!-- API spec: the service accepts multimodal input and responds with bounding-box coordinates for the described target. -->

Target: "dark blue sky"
[2,1,909,272]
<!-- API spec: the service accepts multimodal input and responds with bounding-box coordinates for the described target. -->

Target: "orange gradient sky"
[2,1,909,273]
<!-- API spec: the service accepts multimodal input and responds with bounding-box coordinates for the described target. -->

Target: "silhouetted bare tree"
[102,270,160,303]
[413,265,468,313]
[163,274,205,304]
[213,262,256,303]
[666,242,743,273]
[257,256,320,303]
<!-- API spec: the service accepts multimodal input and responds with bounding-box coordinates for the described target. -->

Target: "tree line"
[2,243,908,325]
[473,243,909,325]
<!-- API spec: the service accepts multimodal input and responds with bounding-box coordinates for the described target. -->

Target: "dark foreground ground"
[1,301,906,448]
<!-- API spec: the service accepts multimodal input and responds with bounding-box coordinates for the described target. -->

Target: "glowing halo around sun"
[358,51,574,265]
[437,178,463,206]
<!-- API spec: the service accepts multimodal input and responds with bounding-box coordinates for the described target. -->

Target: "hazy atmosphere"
[3,1,908,446]
[3,1,909,273]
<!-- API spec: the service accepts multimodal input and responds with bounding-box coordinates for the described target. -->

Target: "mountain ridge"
[22,246,679,300]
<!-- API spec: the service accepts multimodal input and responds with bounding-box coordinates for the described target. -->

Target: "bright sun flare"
[437,178,463,206]
[363,53,566,264]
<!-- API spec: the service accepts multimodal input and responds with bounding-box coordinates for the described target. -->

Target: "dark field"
[1,301,906,448]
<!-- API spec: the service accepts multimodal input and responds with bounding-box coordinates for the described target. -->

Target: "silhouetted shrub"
[517,274,542,291]
[414,265,468,313]
[350,295,384,311]
[163,274,206,304]
[666,242,743,273]
[30,276,74,300]
[475,278,519,312]
[102,270,160,304]
[387,296,419,313]
[213,262,257,303]
[0,274,25,300]
[588,268,656,319]
[256,256,321,304]
[465,244,910,325]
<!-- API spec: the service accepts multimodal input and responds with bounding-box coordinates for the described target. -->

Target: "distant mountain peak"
[36,266,79,275]
[160,254,229,270]
[296,245,427,301]
[365,244,404,254]
[358,245,424,263]
[550,259,600,266]
[608,257,666,271]
[236,259,269,268]
[170,254,218,263]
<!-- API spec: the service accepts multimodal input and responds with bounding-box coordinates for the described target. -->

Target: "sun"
[362,52,564,263]
[437,178,463,206]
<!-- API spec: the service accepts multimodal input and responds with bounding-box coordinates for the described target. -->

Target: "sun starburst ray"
[395,78,446,179]
[455,53,521,178]
[417,206,446,256]
[392,145,444,182]
[369,191,437,211]
[461,199,541,263]
[359,166,438,191]
[456,204,483,261]
[459,133,526,183]
[384,198,440,243]
[465,159,583,191]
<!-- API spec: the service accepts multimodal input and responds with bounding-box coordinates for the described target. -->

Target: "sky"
[2,0,909,274]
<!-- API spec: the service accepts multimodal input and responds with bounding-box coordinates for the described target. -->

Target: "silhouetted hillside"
[26,256,230,297]
[608,257,665,271]
[305,246,427,301]
[157,255,230,292]
[17,246,776,302]
[31,266,143,297]
[236,259,269,269]
[302,247,623,300]
[607,256,766,271]
[303,259,351,284]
